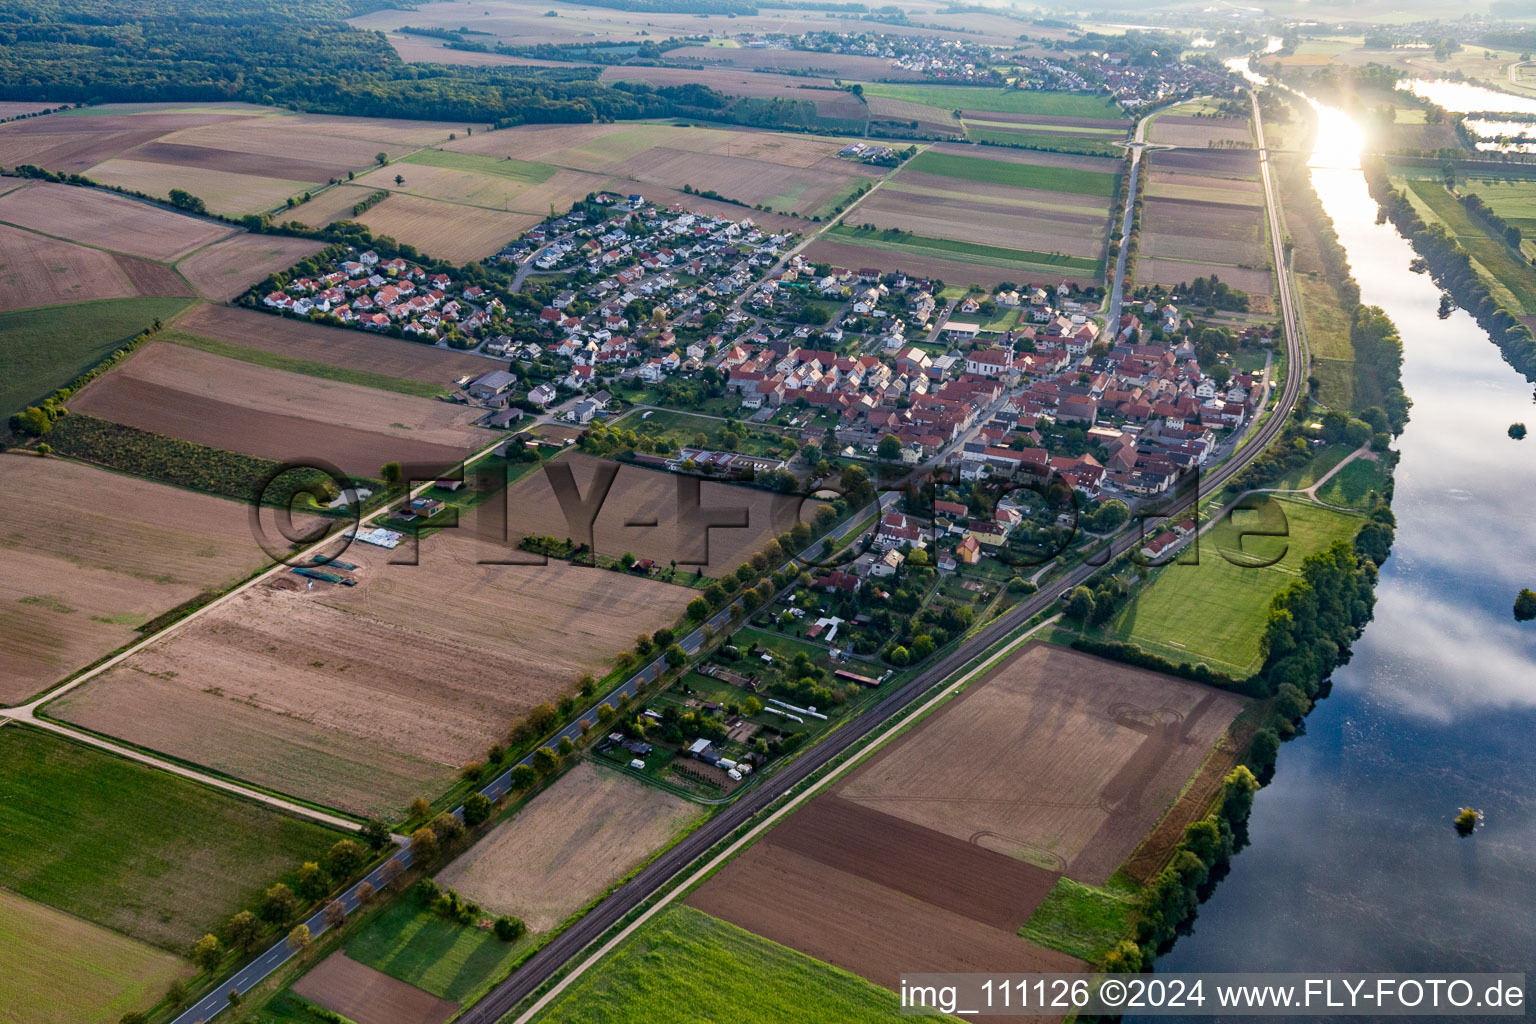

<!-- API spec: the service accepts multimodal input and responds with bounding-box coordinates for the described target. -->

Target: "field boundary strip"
[509,615,1062,1024]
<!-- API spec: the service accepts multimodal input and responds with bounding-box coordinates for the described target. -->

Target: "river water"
[1149,65,1536,996]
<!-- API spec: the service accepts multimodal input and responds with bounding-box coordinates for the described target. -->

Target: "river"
[1148,63,1536,1001]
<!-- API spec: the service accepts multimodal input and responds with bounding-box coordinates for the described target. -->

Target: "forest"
[0,0,820,126]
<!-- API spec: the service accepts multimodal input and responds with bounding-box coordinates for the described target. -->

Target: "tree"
[912,634,935,659]
[323,899,347,930]
[652,627,675,648]
[463,791,492,827]
[260,883,298,924]
[1065,585,1096,621]
[558,734,576,756]
[410,826,439,862]
[410,796,432,819]
[597,702,616,723]
[665,643,687,668]
[286,923,312,955]
[510,763,537,789]
[1455,807,1480,836]
[296,861,329,900]
[227,909,261,953]
[1511,422,1528,440]
[532,746,559,774]
[688,596,710,620]
[381,461,404,490]
[461,760,484,782]
[356,880,376,905]
[1515,588,1536,622]
[166,978,188,1008]
[327,838,366,878]
[577,673,597,696]
[430,812,464,843]
[192,932,222,972]
[877,433,902,462]
[494,915,527,941]
[1092,499,1129,532]
[888,645,910,666]
[375,152,389,165]
[634,633,654,656]
[12,405,51,436]
[360,819,391,851]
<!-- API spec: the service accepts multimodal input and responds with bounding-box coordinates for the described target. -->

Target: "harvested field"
[294,952,456,1024]
[283,184,382,228]
[865,95,962,135]
[1152,147,1259,179]
[52,528,695,817]
[116,139,350,184]
[926,140,1121,173]
[664,46,927,80]
[853,188,1106,259]
[1145,169,1264,206]
[0,101,64,118]
[622,147,872,216]
[0,225,189,311]
[962,109,1132,130]
[599,65,867,120]
[387,33,590,66]
[0,454,263,703]
[1148,114,1253,148]
[500,452,815,574]
[0,110,246,172]
[688,842,1082,998]
[886,173,1110,216]
[1136,257,1274,296]
[1141,195,1267,265]
[805,237,1093,289]
[350,192,538,263]
[176,234,325,301]
[438,762,702,931]
[68,342,486,477]
[903,147,1117,198]
[84,157,312,216]
[836,643,1243,884]
[0,181,233,260]
[0,889,193,1024]
[173,304,496,384]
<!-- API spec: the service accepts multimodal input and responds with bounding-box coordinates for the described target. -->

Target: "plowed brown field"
[175,234,326,300]
[294,953,455,1024]
[0,181,234,260]
[0,454,263,703]
[0,225,189,311]
[69,343,485,477]
[50,528,694,816]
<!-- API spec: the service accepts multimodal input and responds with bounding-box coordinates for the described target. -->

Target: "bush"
[493,915,527,941]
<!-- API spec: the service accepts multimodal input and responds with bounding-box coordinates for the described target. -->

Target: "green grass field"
[401,148,557,184]
[0,888,191,1024]
[1019,876,1140,963]
[252,991,344,1024]
[1403,177,1536,312]
[1297,274,1352,363]
[904,149,1117,197]
[160,329,446,399]
[1270,442,1354,492]
[828,224,1102,276]
[860,84,1123,119]
[343,893,529,1005]
[1315,454,1390,509]
[1098,497,1364,675]
[0,725,341,952]
[531,906,907,1024]
[0,296,193,420]
[962,126,1123,156]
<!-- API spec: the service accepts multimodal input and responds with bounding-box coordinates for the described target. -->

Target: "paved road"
[1104,111,1155,326]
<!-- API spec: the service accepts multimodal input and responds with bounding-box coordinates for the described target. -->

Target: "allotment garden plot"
[48,525,696,818]
[0,454,265,703]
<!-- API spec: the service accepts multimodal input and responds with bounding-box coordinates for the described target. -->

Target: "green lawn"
[860,83,1123,119]
[161,329,447,398]
[904,149,1117,197]
[1315,455,1390,509]
[1270,442,1353,492]
[1096,497,1364,675]
[400,148,557,184]
[1,888,192,1024]
[616,407,791,458]
[1297,274,1352,363]
[1019,876,1140,964]
[963,126,1123,156]
[0,296,193,419]
[343,892,529,1005]
[828,224,1102,276]
[0,725,341,952]
[1404,177,1536,313]
[531,906,908,1024]
[253,991,345,1024]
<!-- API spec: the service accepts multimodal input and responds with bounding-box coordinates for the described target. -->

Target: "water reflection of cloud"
[1349,587,1536,720]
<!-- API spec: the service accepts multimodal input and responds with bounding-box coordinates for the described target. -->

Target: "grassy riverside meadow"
[1400,176,1536,313]
[0,296,192,419]
[0,725,341,952]
[529,907,909,1024]
[1074,498,1367,677]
